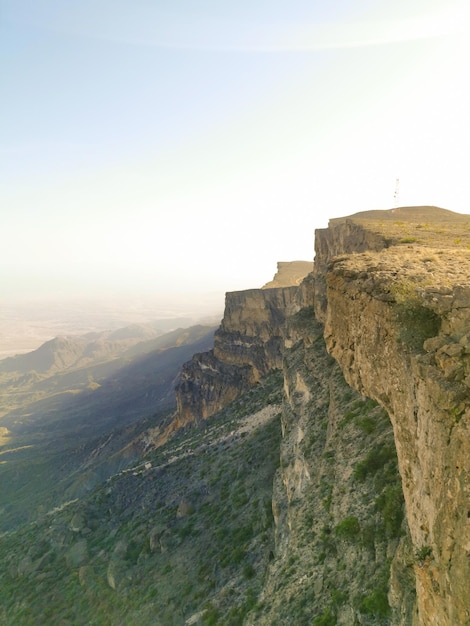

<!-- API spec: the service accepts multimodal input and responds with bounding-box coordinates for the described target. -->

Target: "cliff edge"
[170,206,470,625]
[2,208,469,625]
[317,206,470,625]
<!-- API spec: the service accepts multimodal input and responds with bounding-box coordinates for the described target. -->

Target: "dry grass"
[329,207,470,296]
[332,206,470,250]
[337,247,470,291]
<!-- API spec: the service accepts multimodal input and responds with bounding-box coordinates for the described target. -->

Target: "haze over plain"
[2,0,470,303]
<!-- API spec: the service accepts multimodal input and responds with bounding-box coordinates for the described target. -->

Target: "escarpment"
[3,210,470,625]
[174,284,309,426]
[168,206,470,624]
[252,308,415,625]
[317,207,470,626]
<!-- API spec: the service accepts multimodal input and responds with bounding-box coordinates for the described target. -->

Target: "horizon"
[2,1,470,301]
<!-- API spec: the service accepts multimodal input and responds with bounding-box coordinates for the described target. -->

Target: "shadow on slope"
[0,371,284,626]
[0,326,216,530]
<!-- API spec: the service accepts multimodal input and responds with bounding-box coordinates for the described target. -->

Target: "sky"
[2,0,470,304]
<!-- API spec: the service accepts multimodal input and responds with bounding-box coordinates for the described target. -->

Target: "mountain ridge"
[158,205,470,624]
[1,207,470,624]
[0,323,217,530]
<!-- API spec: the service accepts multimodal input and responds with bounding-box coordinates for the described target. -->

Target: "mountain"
[0,323,217,529]
[1,207,470,625]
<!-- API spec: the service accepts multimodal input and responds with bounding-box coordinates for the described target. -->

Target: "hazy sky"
[2,0,470,301]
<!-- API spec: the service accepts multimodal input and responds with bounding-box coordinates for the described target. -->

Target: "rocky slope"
[0,373,285,626]
[1,207,469,625]
[250,309,413,625]
[173,266,312,427]
[0,324,216,530]
[167,206,470,625]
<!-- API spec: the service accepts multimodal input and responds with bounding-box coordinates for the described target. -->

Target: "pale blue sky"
[2,0,470,301]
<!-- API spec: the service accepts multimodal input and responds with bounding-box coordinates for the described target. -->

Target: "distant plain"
[0,293,223,359]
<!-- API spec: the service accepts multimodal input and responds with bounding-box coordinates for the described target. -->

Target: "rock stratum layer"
[317,207,470,626]
[172,206,470,625]
[174,283,310,426]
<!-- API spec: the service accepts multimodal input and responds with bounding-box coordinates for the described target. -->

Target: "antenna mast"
[394,178,400,208]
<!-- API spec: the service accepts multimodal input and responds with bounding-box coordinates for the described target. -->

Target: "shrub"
[312,607,337,625]
[355,416,376,434]
[242,563,255,580]
[331,588,347,607]
[354,443,396,481]
[375,485,404,538]
[335,516,361,540]
[202,603,220,625]
[359,589,390,618]
[415,545,432,564]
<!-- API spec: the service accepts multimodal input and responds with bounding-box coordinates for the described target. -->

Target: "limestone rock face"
[167,208,470,624]
[262,260,313,288]
[174,285,307,426]
[174,350,255,425]
[314,217,387,320]
[254,311,415,625]
[317,209,470,626]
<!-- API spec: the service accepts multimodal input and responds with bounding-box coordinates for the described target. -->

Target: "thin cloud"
[5,2,470,53]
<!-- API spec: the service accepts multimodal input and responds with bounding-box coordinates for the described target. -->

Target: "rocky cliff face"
[251,309,415,625]
[174,284,308,426]
[317,209,470,626]
[2,208,468,625]
[167,206,470,625]
[262,260,313,288]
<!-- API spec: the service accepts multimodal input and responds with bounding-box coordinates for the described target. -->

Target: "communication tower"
[394,178,400,208]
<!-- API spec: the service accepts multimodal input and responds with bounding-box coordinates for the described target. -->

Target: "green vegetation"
[0,371,283,625]
[0,285,415,625]
[354,563,392,619]
[312,607,337,625]
[415,545,433,564]
[338,396,385,433]
[375,485,405,539]
[256,331,408,625]
[334,516,361,540]
[358,588,390,618]
[0,324,218,531]
[390,279,441,350]
[353,443,397,482]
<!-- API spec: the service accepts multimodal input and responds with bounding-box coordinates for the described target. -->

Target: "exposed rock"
[170,207,470,625]
[2,208,469,626]
[107,539,129,590]
[176,498,194,518]
[16,555,33,577]
[69,512,86,532]
[253,311,414,625]
[78,564,95,587]
[262,260,313,288]
[66,539,88,568]
[174,285,307,426]
[317,209,470,625]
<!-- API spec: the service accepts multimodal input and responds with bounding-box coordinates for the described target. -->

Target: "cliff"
[2,208,469,625]
[262,260,313,288]
[170,206,470,625]
[173,263,313,427]
[317,207,470,625]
